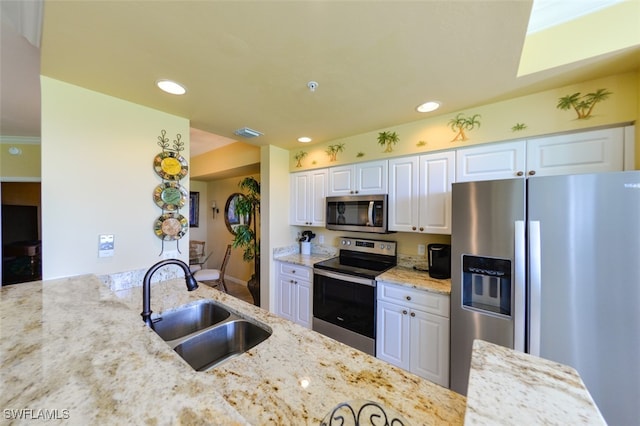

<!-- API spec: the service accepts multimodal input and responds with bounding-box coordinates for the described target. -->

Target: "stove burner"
[313,237,397,279]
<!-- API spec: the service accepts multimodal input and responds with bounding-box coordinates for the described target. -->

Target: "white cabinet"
[456,140,526,182]
[456,127,626,182]
[275,261,312,329]
[290,168,328,226]
[328,160,388,195]
[376,281,450,387]
[526,127,624,177]
[388,151,455,234]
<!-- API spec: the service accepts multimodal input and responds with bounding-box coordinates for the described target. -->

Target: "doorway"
[1,182,42,285]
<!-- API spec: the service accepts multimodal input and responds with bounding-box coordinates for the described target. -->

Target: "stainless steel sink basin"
[151,300,231,342]
[173,319,272,371]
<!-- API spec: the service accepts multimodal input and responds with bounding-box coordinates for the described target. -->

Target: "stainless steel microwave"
[325,194,390,233]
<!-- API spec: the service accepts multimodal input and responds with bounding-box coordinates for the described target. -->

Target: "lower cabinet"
[275,261,312,329]
[376,281,450,387]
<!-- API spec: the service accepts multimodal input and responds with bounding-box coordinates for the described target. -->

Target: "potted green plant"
[232,176,260,305]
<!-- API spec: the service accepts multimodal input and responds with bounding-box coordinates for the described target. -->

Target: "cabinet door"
[309,169,328,226]
[328,165,354,196]
[456,141,526,182]
[419,151,455,234]
[388,156,419,232]
[295,280,312,329]
[356,160,388,194]
[275,275,296,323]
[527,127,624,177]
[376,300,410,369]
[409,309,450,387]
[290,172,310,225]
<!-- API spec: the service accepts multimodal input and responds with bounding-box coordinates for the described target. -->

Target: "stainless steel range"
[312,237,397,355]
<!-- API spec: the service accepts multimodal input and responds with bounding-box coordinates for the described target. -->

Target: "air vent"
[233,127,263,138]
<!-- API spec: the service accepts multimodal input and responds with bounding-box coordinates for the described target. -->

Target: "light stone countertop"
[376,266,451,295]
[464,340,606,425]
[1,274,466,425]
[274,253,334,268]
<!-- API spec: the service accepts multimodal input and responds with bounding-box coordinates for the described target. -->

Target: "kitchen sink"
[174,319,272,371]
[151,300,231,342]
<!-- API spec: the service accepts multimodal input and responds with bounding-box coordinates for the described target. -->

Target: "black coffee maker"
[428,244,451,279]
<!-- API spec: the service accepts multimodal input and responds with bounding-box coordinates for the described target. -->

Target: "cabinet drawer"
[377,281,449,318]
[278,262,312,281]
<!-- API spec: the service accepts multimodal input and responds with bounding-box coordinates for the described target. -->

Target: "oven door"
[312,269,376,355]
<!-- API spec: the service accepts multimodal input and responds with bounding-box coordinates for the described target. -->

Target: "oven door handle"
[313,269,377,287]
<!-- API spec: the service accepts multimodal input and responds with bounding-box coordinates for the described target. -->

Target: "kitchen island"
[0,274,464,425]
[1,272,605,425]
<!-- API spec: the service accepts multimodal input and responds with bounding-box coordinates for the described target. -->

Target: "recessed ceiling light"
[298,137,312,143]
[156,79,187,95]
[416,101,440,113]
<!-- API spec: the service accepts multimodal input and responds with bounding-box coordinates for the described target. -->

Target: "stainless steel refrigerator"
[450,171,640,426]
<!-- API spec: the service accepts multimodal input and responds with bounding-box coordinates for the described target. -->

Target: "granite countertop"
[376,266,451,295]
[0,275,465,425]
[464,340,606,425]
[274,253,334,268]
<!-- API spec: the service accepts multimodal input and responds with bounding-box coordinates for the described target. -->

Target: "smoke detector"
[233,127,263,138]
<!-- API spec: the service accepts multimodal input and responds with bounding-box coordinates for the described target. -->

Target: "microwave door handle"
[367,201,374,226]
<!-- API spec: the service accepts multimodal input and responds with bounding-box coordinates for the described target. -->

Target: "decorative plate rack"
[152,129,188,256]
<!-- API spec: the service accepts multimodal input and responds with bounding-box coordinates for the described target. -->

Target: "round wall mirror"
[224,193,251,235]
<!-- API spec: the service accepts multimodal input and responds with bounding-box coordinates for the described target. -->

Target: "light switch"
[99,234,114,257]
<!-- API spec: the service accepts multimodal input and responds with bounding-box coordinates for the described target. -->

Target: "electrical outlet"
[418,244,426,256]
[318,235,325,244]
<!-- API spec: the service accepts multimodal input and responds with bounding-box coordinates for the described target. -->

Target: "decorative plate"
[153,182,187,211]
[153,151,188,181]
[153,213,188,240]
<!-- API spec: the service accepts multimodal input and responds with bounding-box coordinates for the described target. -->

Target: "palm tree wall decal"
[448,113,481,142]
[556,89,612,119]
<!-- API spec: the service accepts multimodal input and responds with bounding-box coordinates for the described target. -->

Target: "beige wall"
[203,173,260,284]
[0,137,41,180]
[191,142,260,179]
[41,77,190,279]
[290,72,638,171]
[188,180,209,243]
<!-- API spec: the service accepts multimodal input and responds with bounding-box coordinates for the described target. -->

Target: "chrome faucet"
[141,258,199,328]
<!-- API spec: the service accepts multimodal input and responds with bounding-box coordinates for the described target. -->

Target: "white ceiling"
[2,0,639,154]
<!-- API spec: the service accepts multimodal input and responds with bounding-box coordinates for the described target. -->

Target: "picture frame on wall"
[189,192,199,227]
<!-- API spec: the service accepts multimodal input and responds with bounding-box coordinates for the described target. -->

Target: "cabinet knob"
[402,310,408,315]
[292,270,296,274]
[289,279,294,283]
[516,171,524,176]
[406,296,412,301]
[528,170,536,176]
[412,226,417,231]
[410,312,416,317]
[419,227,424,232]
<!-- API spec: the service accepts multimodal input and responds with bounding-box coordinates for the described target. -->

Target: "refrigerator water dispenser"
[462,255,511,317]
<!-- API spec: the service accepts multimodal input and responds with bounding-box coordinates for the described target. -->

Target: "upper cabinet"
[388,151,455,234]
[456,127,628,182]
[328,160,388,196]
[290,168,328,226]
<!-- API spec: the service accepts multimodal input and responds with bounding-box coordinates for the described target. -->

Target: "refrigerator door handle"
[528,220,542,356]
[514,220,526,352]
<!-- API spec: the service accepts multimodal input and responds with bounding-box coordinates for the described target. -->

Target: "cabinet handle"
[410,312,416,317]
[402,310,408,315]
[528,170,536,176]
[516,171,524,176]
[406,296,412,301]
